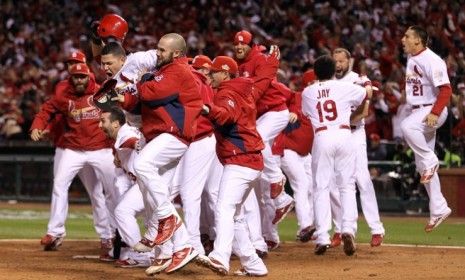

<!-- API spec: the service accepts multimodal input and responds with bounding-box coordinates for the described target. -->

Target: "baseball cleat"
[330,232,342,248]
[99,238,114,262]
[425,208,452,233]
[198,256,228,276]
[272,200,295,224]
[256,249,268,259]
[145,258,172,276]
[133,237,155,252]
[234,268,268,277]
[265,240,279,251]
[341,233,356,256]
[165,246,199,273]
[370,234,384,247]
[155,214,182,245]
[314,244,330,255]
[297,226,316,243]
[40,234,64,251]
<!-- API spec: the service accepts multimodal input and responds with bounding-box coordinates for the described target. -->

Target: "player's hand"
[269,45,280,60]
[289,112,298,123]
[423,113,438,127]
[90,20,103,45]
[30,129,43,141]
[111,93,125,103]
[201,104,210,115]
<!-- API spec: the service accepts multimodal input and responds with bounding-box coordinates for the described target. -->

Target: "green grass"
[1,206,464,246]
[279,216,465,246]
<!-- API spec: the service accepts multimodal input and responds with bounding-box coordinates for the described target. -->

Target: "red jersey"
[123,57,203,143]
[191,70,214,140]
[207,77,264,171]
[30,78,111,150]
[272,92,314,156]
[237,46,287,117]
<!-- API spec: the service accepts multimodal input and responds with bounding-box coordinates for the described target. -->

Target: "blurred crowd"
[1,0,465,164]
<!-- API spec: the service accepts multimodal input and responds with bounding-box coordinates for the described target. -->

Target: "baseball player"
[198,56,268,277]
[173,54,217,256]
[330,47,385,247]
[302,55,369,256]
[272,70,317,242]
[233,30,294,249]
[39,51,113,256]
[30,63,117,259]
[400,25,452,231]
[120,33,201,272]
[98,106,154,268]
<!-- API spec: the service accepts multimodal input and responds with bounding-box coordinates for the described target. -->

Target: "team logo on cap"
[222,64,230,71]
[238,35,244,42]
[77,65,82,70]
[228,99,235,108]
[72,52,77,57]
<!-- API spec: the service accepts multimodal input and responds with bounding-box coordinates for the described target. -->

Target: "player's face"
[99,112,116,138]
[210,71,227,88]
[234,42,251,60]
[156,37,179,68]
[70,74,89,94]
[401,29,420,55]
[333,52,350,79]
[101,54,125,78]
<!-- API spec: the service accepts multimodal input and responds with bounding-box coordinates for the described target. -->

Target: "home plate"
[72,255,99,259]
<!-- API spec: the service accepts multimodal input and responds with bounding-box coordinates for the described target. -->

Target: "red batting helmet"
[97,14,128,41]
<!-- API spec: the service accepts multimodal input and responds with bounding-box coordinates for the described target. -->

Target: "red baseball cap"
[210,56,238,75]
[302,70,316,85]
[66,50,87,64]
[192,55,212,70]
[69,63,90,76]
[234,30,252,45]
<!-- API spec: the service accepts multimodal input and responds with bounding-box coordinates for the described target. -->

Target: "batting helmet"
[97,14,128,41]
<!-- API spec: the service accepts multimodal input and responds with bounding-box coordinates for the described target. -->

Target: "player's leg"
[207,164,261,273]
[46,148,86,239]
[243,187,268,255]
[134,133,187,221]
[329,179,342,247]
[335,133,358,256]
[352,128,385,236]
[179,135,216,256]
[232,202,268,276]
[78,166,112,240]
[312,136,335,250]
[281,149,313,233]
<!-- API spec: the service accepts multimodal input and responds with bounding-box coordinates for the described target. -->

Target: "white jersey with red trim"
[335,71,371,127]
[405,48,450,106]
[302,80,366,130]
[113,50,158,127]
[114,123,146,175]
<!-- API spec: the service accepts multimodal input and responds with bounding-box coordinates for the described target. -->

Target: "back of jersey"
[302,80,366,130]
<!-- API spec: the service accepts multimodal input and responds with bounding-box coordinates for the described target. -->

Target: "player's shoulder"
[414,48,445,64]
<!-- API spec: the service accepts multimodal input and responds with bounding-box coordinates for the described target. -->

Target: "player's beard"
[73,80,88,95]
[335,68,348,79]
[156,52,174,69]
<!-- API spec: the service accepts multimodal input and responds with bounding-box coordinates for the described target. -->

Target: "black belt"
[412,103,433,109]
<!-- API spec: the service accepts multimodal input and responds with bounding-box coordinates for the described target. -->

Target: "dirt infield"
[1,241,464,280]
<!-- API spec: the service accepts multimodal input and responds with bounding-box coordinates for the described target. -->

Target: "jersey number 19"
[316,100,338,123]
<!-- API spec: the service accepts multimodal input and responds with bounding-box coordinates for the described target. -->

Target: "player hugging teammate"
[30,11,452,277]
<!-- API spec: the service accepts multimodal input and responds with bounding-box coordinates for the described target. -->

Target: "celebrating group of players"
[29,13,452,277]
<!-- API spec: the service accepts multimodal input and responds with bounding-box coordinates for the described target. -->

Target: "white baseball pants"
[401,106,450,217]
[312,129,358,245]
[209,164,267,274]
[281,150,314,231]
[47,148,116,239]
